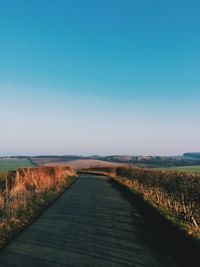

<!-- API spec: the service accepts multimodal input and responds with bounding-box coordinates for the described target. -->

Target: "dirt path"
[0,174,175,266]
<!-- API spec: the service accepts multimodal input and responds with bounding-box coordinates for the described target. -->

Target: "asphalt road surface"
[0,174,176,267]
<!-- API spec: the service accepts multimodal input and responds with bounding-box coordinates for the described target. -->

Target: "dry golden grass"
[0,166,76,247]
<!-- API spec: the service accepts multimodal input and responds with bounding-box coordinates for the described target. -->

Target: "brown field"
[30,157,69,165]
[44,159,128,170]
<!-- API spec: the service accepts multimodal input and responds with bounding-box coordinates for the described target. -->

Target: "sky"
[0,0,200,156]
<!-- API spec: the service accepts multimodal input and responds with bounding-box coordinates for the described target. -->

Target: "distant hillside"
[44,159,127,170]
[92,155,200,167]
[29,155,85,165]
[183,153,200,159]
[8,154,200,168]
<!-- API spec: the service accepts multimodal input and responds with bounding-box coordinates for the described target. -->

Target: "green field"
[0,158,34,174]
[165,165,200,173]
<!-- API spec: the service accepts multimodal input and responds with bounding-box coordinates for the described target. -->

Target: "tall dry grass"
[0,166,76,247]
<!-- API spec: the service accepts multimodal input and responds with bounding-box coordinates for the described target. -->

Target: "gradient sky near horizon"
[0,0,200,156]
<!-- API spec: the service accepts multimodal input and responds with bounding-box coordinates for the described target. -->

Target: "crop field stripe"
[165,165,200,172]
[0,158,34,172]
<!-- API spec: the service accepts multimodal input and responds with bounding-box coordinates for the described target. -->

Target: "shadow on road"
[0,174,181,266]
[109,178,199,267]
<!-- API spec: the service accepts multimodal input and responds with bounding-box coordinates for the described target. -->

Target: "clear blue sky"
[0,0,200,156]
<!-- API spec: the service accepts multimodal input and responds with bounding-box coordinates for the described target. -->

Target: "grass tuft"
[0,166,77,248]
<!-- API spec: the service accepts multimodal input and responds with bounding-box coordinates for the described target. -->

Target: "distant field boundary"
[25,157,38,166]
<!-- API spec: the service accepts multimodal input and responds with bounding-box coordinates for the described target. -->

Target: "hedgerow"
[116,167,200,231]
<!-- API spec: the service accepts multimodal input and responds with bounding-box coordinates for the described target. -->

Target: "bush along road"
[0,173,179,267]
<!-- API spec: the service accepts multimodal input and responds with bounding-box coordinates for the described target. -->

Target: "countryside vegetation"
[0,158,35,182]
[1,0,199,265]
[115,167,200,237]
[0,156,199,251]
[82,165,200,239]
[0,158,35,172]
[0,165,76,247]
[165,165,200,173]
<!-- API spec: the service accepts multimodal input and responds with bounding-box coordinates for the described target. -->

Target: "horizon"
[0,152,196,158]
[1,1,200,155]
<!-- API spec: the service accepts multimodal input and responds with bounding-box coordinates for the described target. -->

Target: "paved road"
[0,174,175,267]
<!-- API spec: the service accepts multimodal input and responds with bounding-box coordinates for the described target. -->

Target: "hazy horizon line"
[0,152,195,158]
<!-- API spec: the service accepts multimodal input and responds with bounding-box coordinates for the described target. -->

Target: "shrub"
[115,167,200,230]
[0,166,76,247]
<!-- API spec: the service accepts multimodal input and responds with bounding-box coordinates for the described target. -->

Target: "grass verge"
[0,168,78,250]
[110,175,200,267]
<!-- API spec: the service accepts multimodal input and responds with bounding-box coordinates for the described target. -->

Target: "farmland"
[44,159,127,170]
[29,154,200,168]
[164,165,200,173]
[0,158,35,179]
[0,161,199,265]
